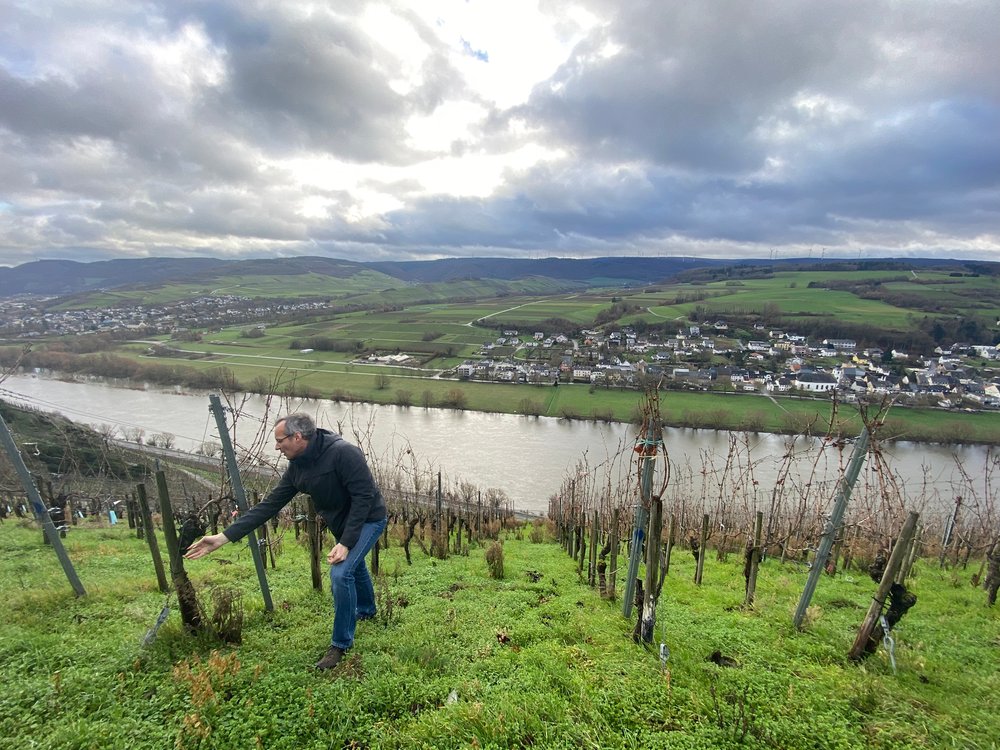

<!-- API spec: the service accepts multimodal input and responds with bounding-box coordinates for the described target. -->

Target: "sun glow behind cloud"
[409,0,601,109]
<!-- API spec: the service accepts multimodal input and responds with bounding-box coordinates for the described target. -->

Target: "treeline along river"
[0,373,991,520]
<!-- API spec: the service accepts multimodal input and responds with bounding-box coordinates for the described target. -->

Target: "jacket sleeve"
[335,442,381,549]
[222,468,299,543]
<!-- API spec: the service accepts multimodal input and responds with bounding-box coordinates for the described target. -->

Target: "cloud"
[0,0,998,267]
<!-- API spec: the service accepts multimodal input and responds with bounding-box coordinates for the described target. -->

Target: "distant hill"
[0,256,378,297]
[0,255,723,298]
[1,254,994,299]
[364,256,720,284]
[1,258,231,296]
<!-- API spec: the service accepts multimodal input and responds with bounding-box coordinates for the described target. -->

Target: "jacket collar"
[292,427,334,465]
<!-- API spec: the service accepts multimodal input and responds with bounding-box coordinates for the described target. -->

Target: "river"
[0,373,991,518]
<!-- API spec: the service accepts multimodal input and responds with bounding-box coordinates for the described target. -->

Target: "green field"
[618,269,1000,330]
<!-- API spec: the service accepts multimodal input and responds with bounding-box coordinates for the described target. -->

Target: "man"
[185,412,387,671]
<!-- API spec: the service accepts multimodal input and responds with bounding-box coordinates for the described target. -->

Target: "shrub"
[441,388,468,409]
[431,523,450,561]
[485,541,504,579]
[518,398,543,416]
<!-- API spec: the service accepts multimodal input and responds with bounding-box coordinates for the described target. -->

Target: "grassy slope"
[1,522,997,750]
[619,270,1000,328]
[53,275,583,310]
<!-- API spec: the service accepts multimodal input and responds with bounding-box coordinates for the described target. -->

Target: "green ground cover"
[1,522,997,749]
[618,269,1000,329]
[480,297,616,326]
[623,281,914,329]
[53,270,402,309]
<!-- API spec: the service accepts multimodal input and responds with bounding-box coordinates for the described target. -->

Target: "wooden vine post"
[744,510,764,608]
[607,508,619,600]
[569,480,577,558]
[588,509,599,587]
[985,539,1000,606]
[897,523,922,584]
[694,513,709,585]
[126,494,137,531]
[133,493,145,540]
[137,483,170,594]
[939,497,962,569]
[849,511,919,661]
[663,514,676,577]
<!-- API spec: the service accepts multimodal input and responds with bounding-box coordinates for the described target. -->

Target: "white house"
[794,372,837,392]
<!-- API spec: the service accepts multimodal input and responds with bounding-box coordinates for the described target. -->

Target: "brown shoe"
[315,646,345,670]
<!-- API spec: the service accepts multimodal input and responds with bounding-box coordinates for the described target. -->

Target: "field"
[1,520,998,749]
[612,269,1000,330]
[54,276,583,311]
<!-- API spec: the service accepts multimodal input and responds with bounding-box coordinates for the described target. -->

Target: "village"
[450,323,1000,411]
[0,294,327,337]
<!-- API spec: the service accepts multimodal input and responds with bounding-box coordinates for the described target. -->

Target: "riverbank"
[8,349,1000,444]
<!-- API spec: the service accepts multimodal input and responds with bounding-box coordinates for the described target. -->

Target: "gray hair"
[276,412,316,439]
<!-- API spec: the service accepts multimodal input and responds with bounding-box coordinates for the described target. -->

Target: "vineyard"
[1,393,999,749]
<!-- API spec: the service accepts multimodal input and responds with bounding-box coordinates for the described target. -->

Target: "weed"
[207,588,243,644]
[485,541,504,579]
[171,651,243,747]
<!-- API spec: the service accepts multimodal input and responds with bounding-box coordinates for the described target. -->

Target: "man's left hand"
[327,543,349,564]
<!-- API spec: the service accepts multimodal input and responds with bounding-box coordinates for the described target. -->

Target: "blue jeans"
[329,517,387,650]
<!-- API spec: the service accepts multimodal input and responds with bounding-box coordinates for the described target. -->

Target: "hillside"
[1,521,997,749]
[4,254,998,306]
[3,254,742,299]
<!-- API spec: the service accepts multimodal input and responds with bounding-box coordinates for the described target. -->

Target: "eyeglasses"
[275,433,294,444]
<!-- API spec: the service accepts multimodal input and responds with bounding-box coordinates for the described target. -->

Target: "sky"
[1,0,999,268]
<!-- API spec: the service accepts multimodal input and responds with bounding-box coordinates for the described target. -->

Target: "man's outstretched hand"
[184,533,229,560]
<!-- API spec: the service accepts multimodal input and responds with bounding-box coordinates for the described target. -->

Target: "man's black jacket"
[223,429,386,549]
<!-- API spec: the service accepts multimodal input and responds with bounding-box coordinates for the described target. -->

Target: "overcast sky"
[1,0,998,268]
